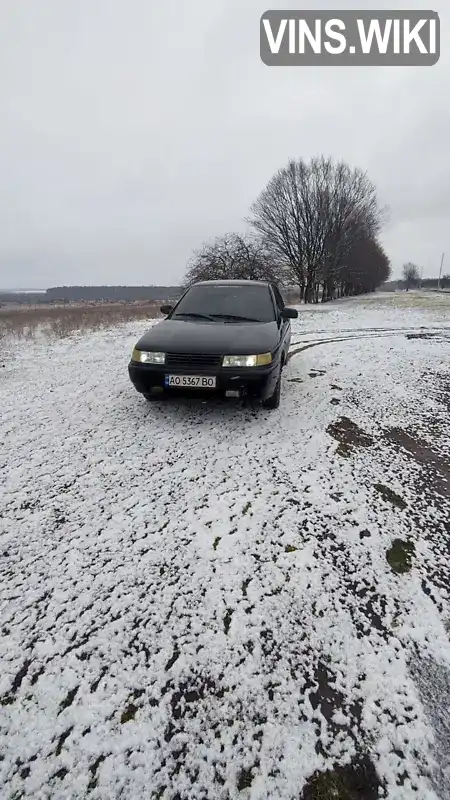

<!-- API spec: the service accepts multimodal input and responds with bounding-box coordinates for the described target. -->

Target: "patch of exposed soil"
[309,369,327,378]
[327,417,375,453]
[374,483,407,510]
[336,443,352,458]
[386,539,415,574]
[301,756,381,799]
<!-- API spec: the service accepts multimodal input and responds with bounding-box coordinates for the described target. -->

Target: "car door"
[270,284,291,357]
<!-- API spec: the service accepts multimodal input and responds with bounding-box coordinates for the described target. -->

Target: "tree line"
[184,155,391,302]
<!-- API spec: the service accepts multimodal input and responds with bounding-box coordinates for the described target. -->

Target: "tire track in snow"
[288,327,450,361]
[290,325,450,342]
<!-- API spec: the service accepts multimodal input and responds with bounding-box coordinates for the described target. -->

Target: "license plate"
[165,374,217,388]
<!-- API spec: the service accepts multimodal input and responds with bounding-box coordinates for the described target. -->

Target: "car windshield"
[172,284,276,323]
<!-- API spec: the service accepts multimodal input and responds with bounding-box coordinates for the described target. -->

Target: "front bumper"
[128,360,278,400]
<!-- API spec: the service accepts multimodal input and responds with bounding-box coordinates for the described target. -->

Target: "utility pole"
[437,252,444,290]
[420,266,423,289]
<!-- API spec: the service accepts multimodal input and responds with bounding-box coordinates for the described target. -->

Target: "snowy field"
[1,292,449,800]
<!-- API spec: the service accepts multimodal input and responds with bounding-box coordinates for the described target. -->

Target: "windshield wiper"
[209,313,262,322]
[173,312,215,321]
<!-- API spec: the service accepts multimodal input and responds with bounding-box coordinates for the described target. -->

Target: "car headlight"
[132,348,165,364]
[222,353,272,368]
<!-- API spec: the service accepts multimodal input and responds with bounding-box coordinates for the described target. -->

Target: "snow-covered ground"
[1,292,449,800]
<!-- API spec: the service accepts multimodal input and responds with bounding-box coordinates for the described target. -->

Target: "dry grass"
[369,291,450,310]
[0,303,162,342]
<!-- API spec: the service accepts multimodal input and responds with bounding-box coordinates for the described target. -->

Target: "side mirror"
[281,307,298,319]
[160,304,173,315]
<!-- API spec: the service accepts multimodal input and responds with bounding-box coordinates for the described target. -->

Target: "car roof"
[193,280,271,288]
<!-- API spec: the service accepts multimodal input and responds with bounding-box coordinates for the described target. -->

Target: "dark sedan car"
[128,280,298,409]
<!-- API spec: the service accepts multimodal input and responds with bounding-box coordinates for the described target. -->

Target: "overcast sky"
[0,0,448,288]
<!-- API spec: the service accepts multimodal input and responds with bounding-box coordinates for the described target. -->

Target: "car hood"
[136,319,280,355]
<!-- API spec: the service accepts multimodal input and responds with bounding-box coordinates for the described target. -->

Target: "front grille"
[165,353,222,370]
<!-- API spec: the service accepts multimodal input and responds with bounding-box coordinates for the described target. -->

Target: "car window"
[271,284,285,311]
[172,284,277,323]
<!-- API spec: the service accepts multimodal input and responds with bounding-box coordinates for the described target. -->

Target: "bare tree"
[247,156,387,303]
[402,262,420,291]
[183,233,287,286]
